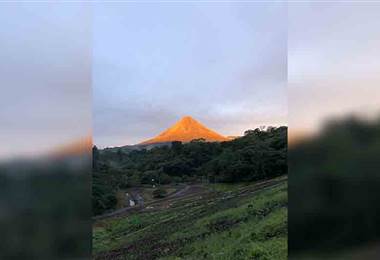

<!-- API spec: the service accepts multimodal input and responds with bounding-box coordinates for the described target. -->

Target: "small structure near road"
[125,192,144,207]
[135,194,144,206]
[125,192,136,207]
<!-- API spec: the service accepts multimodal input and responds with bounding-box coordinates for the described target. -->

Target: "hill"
[140,116,229,145]
[92,126,288,259]
[93,178,288,259]
[92,126,287,215]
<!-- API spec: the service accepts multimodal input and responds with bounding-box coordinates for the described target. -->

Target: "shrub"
[152,188,167,198]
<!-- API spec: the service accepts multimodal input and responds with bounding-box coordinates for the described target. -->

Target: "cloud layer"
[93,3,287,147]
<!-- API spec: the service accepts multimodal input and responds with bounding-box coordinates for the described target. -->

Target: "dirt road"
[93,176,287,221]
[93,184,208,221]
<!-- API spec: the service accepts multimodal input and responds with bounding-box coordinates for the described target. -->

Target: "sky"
[289,2,380,136]
[0,3,91,160]
[3,2,379,157]
[93,3,287,148]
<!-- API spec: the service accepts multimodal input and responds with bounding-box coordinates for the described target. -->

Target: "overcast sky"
[93,3,287,147]
[0,3,91,159]
[289,2,380,135]
[3,3,379,158]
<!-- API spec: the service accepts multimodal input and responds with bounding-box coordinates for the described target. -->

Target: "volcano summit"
[140,116,229,145]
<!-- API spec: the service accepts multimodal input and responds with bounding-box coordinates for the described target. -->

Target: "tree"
[92,146,99,170]
[190,138,206,143]
[172,141,183,152]
[152,188,167,198]
[117,148,123,161]
[92,125,288,215]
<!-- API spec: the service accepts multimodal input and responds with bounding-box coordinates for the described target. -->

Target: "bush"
[160,173,172,184]
[152,188,167,198]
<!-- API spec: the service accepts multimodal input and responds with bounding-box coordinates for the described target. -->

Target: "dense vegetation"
[289,116,380,257]
[93,126,287,215]
[93,180,288,260]
[0,160,91,259]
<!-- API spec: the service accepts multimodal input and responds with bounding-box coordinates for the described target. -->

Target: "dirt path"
[93,184,207,221]
[93,176,288,260]
[94,176,287,222]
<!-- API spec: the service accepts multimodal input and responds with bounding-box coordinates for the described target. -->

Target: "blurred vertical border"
[289,2,380,259]
[0,2,92,259]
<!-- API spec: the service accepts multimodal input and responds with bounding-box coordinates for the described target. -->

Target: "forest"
[289,116,380,256]
[93,126,287,215]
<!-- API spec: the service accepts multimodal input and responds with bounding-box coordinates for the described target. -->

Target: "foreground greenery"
[290,116,380,256]
[0,161,91,259]
[93,126,287,215]
[93,180,287,260]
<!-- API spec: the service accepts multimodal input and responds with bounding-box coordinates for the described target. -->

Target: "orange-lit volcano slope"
[140,116,229,145]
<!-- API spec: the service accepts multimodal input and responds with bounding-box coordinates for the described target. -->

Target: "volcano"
[139,116,229,145]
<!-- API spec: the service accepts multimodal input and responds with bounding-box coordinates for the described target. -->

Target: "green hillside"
[93,177,287,260]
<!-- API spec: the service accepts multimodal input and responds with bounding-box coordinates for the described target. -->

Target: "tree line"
[289,116,380,254]
[93,126,287,215]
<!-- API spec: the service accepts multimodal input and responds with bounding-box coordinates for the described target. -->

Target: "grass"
[93,178,287,259]
[208,182,252,192]
[115,186,179,209]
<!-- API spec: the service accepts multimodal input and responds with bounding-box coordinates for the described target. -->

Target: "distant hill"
[139,116,229,145]
[101,142,174,154]
[227,136,241,140]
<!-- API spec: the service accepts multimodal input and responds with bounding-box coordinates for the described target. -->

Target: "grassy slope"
[93,178,287,260]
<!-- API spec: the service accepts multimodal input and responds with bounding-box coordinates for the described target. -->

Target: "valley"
[92,119,287,259]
